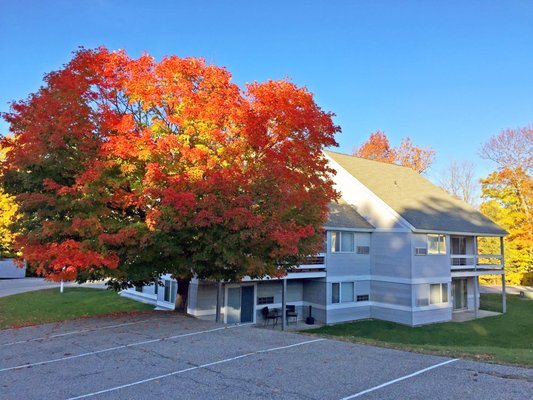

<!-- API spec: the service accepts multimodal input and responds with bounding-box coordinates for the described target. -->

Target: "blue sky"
[1,0,532,184]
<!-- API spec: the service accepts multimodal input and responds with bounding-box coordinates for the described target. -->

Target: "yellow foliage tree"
[0,141,18,258]
[479,126,533,285]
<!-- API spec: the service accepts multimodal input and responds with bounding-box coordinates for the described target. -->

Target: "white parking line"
[340,358,459,399]
[0,319,159,347]
[67,338,326,400]
[0,325,241,373]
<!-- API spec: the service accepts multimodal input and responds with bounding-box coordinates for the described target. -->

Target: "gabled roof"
[324,150,507,236]
[326,199,374,230]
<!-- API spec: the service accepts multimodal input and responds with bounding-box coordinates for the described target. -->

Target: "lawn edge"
[302,331,533,369]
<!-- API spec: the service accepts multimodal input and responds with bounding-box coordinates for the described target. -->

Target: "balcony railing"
[291,254,326,271]
[450,254,503,271]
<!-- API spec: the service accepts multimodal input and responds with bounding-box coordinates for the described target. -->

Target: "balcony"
[450,254,503,272]
[291,254,326,272]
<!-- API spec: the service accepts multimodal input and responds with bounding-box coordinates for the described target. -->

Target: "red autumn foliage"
[353,131,435,173]
[1,47,339,285]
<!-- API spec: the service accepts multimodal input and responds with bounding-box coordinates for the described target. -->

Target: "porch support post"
[215,281,222,323]
[473,236,478,318]
[473,276,478,318]
[282,278,287,331]
[500,237,507,314]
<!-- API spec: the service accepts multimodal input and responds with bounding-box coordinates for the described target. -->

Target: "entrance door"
[226,285,255,323]
[453,279,468,310]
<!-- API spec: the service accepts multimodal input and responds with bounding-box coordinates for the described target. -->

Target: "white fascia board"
[373,228,411,233]
[324,152,414,231]
[326,275,371,282]
[451,270,504,278]
[412,229,507,237]
[241,272,327,281]
[323,226,374,232]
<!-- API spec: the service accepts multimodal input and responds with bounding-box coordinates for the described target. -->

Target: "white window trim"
[331,231,356,253]
[429,283,449,305]
[331,281,355,304]
[427,234,447,255]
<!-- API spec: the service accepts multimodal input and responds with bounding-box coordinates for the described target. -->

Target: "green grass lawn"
[309,294,533,367]
[0,287,154,329]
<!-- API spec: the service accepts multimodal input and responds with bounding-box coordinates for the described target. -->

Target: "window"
[332,282,354,303]
[257,296,274,305]
[164,280,177,303]
[331,231,355,252]
[332,283,340,303]
[430,283,448,304]
[135,285,143,293]
[356,294,369,302]
[341,282,354,302]
[427,234,446,255]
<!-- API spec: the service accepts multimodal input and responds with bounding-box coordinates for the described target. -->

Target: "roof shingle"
[325,150,507,236]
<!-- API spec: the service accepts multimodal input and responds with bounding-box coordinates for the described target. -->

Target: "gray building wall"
[370,281,412,307]
[188,281,218,320]
[302,279,327,323]
[411,234,450,279]
[370,232,412,279]
[412,308,452,325]
[325,232,371,277]
[327,305,371,324]
[371,306,412,325]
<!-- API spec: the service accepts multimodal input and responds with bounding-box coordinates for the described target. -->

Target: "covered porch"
[450,234,507,318]
[205,260,327,330]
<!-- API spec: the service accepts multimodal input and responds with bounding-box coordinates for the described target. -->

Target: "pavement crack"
[468,369,533,383]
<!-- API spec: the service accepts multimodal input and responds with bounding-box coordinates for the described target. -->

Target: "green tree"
[0,143,18,258]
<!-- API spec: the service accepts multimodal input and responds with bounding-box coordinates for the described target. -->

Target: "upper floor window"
[331,231,355,253]
[427,234,446,255]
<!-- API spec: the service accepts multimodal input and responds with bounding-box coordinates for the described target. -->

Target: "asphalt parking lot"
[1,313,532,399]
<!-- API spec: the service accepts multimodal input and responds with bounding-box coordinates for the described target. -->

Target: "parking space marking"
[67,338,326,400]
[0,319,160,347]
[340,358,459,399]
[0,325,240,373]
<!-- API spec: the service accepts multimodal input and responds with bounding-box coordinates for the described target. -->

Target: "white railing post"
[473,236,478,272]
[500,237,506,313]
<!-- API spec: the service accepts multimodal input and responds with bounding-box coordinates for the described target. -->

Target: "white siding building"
[122,151,507,326]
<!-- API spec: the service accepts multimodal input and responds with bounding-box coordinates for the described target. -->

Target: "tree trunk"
[175,277,190,313]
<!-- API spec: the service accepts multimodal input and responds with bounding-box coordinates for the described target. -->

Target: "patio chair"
[286,305,298,324]
[261,306,280,326]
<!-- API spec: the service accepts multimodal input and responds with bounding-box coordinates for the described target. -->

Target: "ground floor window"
[430,283,448,304]
[416,283,448,306]
[332,282,355,304]
[164,280,177,303]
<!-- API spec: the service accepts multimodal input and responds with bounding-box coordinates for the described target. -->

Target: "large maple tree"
[0,47,339,288]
